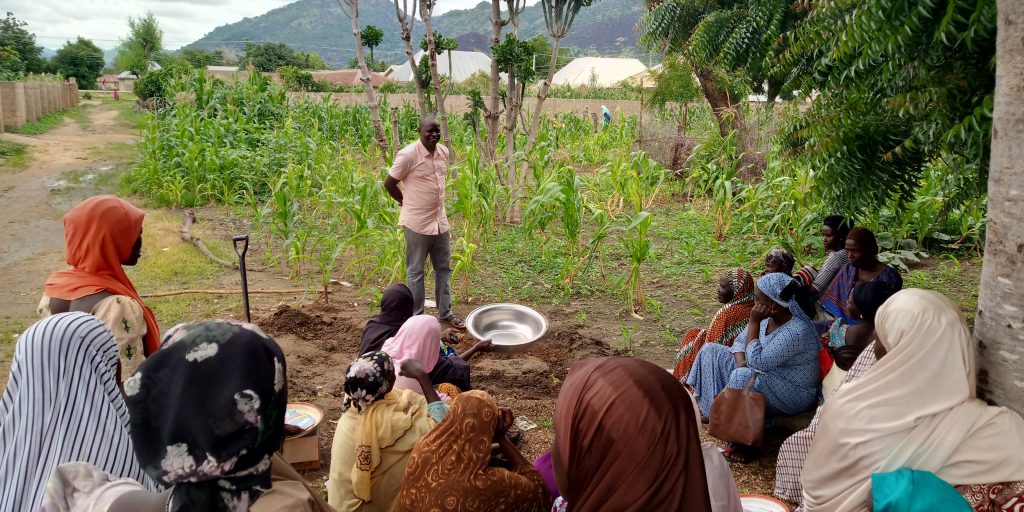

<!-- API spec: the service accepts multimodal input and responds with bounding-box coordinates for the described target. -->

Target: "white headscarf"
[801,289,1024,512]
[0,313,158,511]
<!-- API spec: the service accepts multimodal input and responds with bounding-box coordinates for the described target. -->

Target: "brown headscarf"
[395,390,550,512]
[555,357,712,512]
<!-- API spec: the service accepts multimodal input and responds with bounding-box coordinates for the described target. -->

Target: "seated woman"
[673,267,756,380]
[39,195,160,381]
[382,315,492,394]
[795,216,852,296]
[826,281,897,371]
[328,352,449,511]
[801,290,1024,512]
[0,313,158,512]
[687,273,820,461]
[41,320,332,512]
[819,227,902,324]
[551,357,720,511]
[360,284,415,355]
[395,391,550,512]
[764,248,796,275]
[774,341,879,506]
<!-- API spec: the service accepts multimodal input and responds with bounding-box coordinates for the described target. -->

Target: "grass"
[0,140,29,171]
[15,108,78,135]
[0,317,29,385]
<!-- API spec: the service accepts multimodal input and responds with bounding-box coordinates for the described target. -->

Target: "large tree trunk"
[343,0,391,158]
[975,0,1024,415]
[420,11,453,150]
[394,0,426,116]
[484,0,506,165]
[693,66,750,146]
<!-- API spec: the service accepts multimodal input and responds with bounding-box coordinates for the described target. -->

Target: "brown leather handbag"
[708,373,766,448]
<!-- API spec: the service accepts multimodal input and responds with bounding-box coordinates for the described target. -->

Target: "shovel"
[232,235,251,323]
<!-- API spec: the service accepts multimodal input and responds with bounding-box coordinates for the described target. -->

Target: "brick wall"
[0,81,78,130]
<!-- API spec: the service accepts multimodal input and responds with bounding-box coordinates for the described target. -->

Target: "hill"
[186,0,645,68]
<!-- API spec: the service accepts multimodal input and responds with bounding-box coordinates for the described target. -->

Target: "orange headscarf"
[44,196,160,355]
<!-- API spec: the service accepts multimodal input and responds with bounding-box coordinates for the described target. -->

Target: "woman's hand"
[750,303,772,324]
[494,406,515,440]
[399,359,427,380]
[458,339,494,362]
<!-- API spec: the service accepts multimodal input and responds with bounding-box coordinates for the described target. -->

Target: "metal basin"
[465,303,548,353]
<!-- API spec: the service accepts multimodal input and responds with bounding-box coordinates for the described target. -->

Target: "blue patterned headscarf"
[757,272,811,323]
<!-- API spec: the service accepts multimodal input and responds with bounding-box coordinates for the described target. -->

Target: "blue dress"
[686,317,820,419]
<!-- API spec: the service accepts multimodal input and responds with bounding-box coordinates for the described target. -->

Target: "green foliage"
[134,64,192,101]
[182,48,224,68]
[492,34,539,85]
[243,42,322,72]
[53,37,105,89]
[778,0,995,214]
[116,12,164,75]
[639,0,801,99]
[0,140,28,169]
[419,31,458,53]
[361,25,385,63]
[346,56,388,72]
[0,12,43,74]
[278,66,318,91]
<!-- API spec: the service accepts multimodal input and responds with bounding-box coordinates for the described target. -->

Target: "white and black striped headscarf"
[0,312,157,511]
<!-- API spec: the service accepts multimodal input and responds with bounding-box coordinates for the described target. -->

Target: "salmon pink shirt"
[388,140,451,235]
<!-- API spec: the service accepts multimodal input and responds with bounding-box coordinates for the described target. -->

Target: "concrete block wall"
[24,82,38,122]
[71,82,79,106]
[0,82,27,130]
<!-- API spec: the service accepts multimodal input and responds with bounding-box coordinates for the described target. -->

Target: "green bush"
[82,92,92,100]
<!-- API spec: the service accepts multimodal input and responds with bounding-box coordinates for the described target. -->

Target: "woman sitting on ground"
[41,320,332,512]
[0,313,158,512]
[39,195,160,381]
[395,391,550,512]
[764,248,796,275]
[687,272,820,462]
[801,290,1024,512]
[819,227,902,324]
[551,357,718,512]
[328,352,449,511]
[382,315,492,394]
[825,281,898,372]
[795,215,852,296]
[360,284,415,355]
[672,267,756,380]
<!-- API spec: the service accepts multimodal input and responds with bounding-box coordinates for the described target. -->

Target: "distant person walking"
[384,116,465,329]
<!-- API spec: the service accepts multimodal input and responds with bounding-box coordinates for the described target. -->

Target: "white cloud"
[18,0,533,52]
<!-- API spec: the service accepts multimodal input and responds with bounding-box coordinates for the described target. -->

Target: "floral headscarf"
[343,351,396,413]
[764,248,796,275]
[124,320,288,512]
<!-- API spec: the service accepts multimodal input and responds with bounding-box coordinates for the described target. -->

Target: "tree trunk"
[506,35,563,223]
[394,0,426,116]
[344,0,391,158]
[693,65,749,146]
[484,0,506,164]
[975,0,1024,414]
[420,12,453,150]
[503,72,521,207]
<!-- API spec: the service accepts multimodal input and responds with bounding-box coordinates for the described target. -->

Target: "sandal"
[722,443,757,464]
[444,314,466,330]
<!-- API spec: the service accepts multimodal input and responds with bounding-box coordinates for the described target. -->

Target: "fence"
[0,80,80,133]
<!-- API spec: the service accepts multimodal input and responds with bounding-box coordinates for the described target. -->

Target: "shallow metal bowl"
[465,303,548,353]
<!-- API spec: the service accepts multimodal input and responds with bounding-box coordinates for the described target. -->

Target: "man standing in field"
[384,116,465,329]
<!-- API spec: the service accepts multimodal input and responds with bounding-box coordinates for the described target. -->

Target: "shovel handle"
[232,235,249,259]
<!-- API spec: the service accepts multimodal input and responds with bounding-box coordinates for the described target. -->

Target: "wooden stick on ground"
[180,209,271,271]
[142,288,309,298]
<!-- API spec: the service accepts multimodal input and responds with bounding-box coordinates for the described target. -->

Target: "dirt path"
[0,103,139,318]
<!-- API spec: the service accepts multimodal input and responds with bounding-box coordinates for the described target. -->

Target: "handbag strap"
[743,372,758,391]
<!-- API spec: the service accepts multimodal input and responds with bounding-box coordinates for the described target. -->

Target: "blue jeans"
[404,227,453,319]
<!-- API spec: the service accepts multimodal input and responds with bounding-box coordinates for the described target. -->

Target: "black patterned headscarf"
[342,351,396,413]
[123,320,288,512]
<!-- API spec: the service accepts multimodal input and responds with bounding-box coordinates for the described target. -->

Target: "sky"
[18,0,506,51]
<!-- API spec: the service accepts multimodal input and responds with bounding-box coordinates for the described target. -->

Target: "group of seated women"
[1,195,1023,512]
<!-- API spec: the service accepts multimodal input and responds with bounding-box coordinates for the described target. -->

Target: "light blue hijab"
[757,272,810,323]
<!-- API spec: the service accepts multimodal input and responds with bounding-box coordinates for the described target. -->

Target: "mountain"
[186,0,645,68]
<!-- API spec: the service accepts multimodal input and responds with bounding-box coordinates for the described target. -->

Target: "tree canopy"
[361,25,384,63]
[115,12,164,75]
[244,42,325,72]
[0,12,44,74]
[53,37,105,89]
